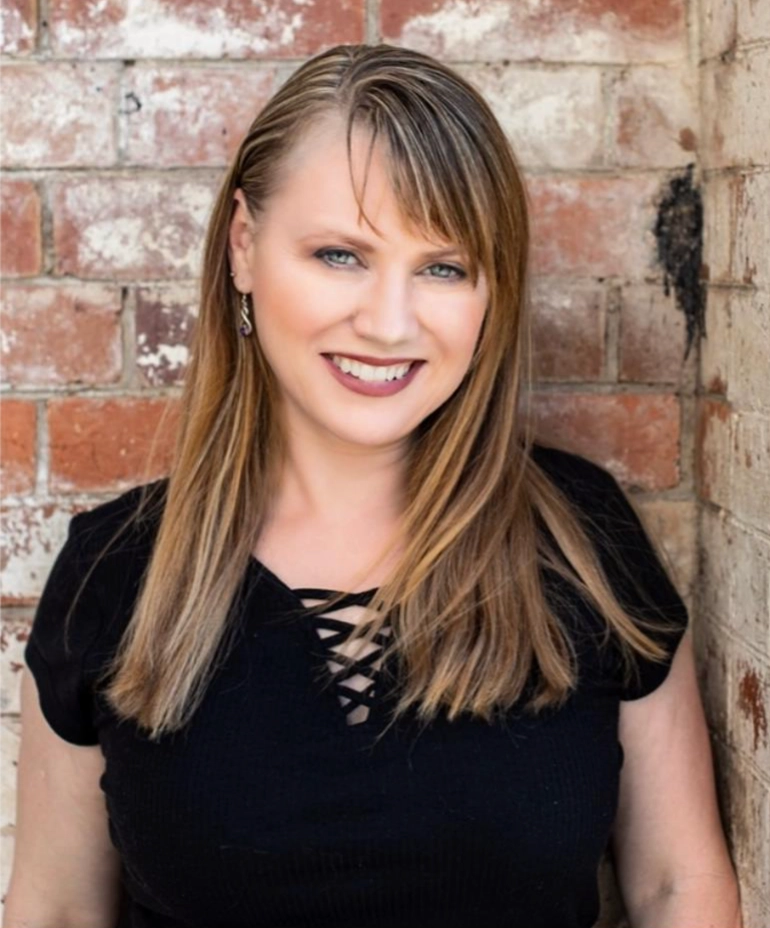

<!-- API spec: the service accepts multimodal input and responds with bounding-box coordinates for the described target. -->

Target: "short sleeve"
[579,468,690,700]
[533,446,690,701]
[24,513,104,745]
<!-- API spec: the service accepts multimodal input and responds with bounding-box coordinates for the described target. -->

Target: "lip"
[323,352,422,366]
[323,354,424,397]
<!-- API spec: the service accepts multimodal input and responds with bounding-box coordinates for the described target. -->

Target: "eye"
[315,248,360,268]
[424,263,467,281]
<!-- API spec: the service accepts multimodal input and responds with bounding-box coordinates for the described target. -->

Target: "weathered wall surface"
[696,1,770,924]
[0,0,733,922]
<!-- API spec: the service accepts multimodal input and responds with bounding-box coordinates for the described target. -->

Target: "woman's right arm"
[3,669,123,928]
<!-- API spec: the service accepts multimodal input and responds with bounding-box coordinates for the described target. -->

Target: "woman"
[5,43,740,928]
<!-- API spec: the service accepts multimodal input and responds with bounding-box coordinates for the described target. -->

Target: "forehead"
[263,115,452,246]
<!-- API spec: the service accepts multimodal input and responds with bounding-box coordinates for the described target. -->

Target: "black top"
[24,446,689,928]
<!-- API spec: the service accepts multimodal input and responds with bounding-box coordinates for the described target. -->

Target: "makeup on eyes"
[313,246,468,281]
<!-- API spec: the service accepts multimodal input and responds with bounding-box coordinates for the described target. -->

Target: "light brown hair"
[100,43,676,739]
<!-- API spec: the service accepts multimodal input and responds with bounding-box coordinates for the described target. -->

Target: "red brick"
[458,64,604,170]
[0,64,118,168]
[0,400,36,496]
[696,397,732,507]
[1,284,122,387]
[701,49,770,171]
[48,397,180,493]
[529,279,605,381]
[531,391,681,490]
[619,284,688,383]
[382,0,686,63]
[0,0,36,54]
[528,175,659,278]
[123,65,276,167]
[0,179,41,277]
[0,503,76,604]
[52,175,217,279]
[50,0,364,58]
[610,66,697,168]
[136,284,197,386]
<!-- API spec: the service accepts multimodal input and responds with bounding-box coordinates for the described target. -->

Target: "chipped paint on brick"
[385,0,685,62]
[737,664,769,751]
[54,177,217,279]
[0,505,75,605]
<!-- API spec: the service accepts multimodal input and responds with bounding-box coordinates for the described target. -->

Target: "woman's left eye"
[315,248,359,267]
[424,263,466,281]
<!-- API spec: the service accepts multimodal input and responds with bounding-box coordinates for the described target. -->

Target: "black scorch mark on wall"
[653,164,705,359]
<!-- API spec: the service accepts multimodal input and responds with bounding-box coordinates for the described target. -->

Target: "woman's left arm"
[611,629,743,928]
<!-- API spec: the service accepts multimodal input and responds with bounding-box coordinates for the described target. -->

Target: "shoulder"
[69,478,168,563]
[529,442,623,518]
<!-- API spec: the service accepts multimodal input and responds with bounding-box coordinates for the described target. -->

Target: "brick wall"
[0,0,739,921]
[695,0,770,924]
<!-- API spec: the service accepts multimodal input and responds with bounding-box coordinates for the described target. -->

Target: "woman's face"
[228,116,489,454]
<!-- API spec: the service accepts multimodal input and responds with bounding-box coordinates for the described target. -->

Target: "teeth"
[331,355,413,383]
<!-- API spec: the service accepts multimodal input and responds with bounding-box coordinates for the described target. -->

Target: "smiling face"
[228,116,489,455]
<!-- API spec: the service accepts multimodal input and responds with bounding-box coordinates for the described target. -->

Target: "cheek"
[433,299,487,363]
[253,274,346,342]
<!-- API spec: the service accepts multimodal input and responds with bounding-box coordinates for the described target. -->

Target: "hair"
[99,43,678,740]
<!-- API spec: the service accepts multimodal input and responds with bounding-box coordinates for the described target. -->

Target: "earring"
[239,292,253,337]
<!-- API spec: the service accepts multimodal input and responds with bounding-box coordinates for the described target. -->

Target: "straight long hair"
[101,44,676,739]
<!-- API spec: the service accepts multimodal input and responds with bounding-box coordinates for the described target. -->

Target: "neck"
[272,421,411,529]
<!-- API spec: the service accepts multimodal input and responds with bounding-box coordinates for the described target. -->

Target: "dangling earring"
[239,292,253,337]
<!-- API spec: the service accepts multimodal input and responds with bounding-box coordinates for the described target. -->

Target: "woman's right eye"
[315,248,360,268]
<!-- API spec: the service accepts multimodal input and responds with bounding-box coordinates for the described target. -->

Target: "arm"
[611,630,742,928]
[3,669,123,928]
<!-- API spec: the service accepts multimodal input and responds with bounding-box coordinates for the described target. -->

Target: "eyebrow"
[298,228,466,262]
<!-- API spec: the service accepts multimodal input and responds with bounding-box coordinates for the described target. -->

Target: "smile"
[330,355,414,383]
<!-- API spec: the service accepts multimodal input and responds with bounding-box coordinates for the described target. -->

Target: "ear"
[228,189,257,291]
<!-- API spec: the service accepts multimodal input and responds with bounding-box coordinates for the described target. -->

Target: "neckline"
[249,554,379,602]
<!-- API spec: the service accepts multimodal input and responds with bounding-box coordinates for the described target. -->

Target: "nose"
[351,271,421,346]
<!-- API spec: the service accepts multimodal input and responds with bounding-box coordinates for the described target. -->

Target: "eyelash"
[314,248,467,281]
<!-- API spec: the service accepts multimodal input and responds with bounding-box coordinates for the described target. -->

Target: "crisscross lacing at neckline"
[293,587,391,726]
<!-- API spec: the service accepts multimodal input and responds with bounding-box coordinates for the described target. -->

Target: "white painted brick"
[702,172,770,289]
[609,65,698,169]
[731,413,770,533]
[700,0,738,60]
[701,288,731,396]
[739,1,770,44]
[636,498,697,600]
[0,616,30,715]
[0,716,21,829]
[458,64,604,170]
[0,504,76,605]
[122,65,276,167]
[0,63,118,168]
[52,175,218,280]
[727,524,770,657]
[701,48,770,171]
[732,171,770,291]
[385,0,687,63]
[729,290,770,412]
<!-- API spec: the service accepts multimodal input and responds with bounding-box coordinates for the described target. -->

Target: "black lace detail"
[293,588,390,724]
